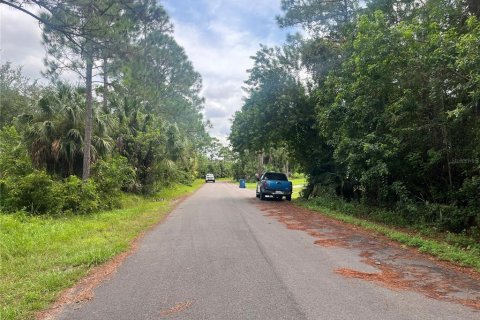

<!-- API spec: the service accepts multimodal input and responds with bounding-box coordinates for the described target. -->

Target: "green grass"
[244,181,257,190]
[290,178,306,199]
[297,197,480,272]
[0,180,203,320]
[215,177,232,182]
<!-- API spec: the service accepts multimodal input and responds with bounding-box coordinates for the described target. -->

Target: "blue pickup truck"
[256,172,293,201]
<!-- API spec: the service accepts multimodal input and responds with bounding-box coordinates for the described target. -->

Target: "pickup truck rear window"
[263,173,288,181]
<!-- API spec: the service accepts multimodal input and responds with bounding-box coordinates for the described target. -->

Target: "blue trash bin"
[239,179,246,188]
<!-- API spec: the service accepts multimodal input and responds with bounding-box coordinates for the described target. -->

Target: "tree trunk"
[103,55,108,112]
[82,57,93,181]
[257,151,264,174]
[440,87,452,190]
[442,124,453,189]
[468,0,480,17]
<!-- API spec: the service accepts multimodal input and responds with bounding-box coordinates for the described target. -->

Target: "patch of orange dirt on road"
[335,259,480,309]
[334,267,407,290]
[159,300,194,317]
[314,238,349,247]
[254,198,480,311]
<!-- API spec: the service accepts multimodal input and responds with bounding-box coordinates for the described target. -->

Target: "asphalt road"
[57,182,479,320]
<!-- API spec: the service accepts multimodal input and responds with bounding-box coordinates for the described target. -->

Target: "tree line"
[230,0,480,233]
[0,0,212,214]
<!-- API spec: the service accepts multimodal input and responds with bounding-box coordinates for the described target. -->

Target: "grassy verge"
[290,178,306,199]
[244,182,257,190]
[297,196,480,272]
[0,180,203,320]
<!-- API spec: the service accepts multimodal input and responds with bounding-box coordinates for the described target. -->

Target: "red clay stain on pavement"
[159,300,194,317]
[335,254,480,310]
[253,198,480,311]
[314,238,349,247]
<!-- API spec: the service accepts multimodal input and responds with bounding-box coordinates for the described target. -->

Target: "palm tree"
[109,93,196,191]
[19,84,113,177]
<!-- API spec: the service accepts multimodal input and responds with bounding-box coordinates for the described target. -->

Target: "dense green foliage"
[0,1,212,215]
[230,0,480,234]
[0,63,39,129]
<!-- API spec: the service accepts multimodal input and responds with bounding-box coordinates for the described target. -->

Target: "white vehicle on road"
[205,173,215,183]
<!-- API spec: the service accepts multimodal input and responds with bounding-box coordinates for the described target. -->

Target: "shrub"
[2,172,101,215]
[0,126,33,178]
[0,179,8,210]
[458,176,480,214]
[92,155,136,208]
[420,204,475,233]
[3,171,60,214]
[57,176,99,214]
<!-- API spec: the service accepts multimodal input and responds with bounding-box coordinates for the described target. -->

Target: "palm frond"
[66,128,82,142]
[91,135,113,156]
[38,97,53,115]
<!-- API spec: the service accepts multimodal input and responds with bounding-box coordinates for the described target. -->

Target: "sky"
[0,0,293,144]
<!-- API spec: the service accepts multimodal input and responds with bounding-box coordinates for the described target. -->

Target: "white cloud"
[1,6,86,84]
[169,21,252,142]
[166,0,291,144]
[1,0,292,144]
[0,6,45,80]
